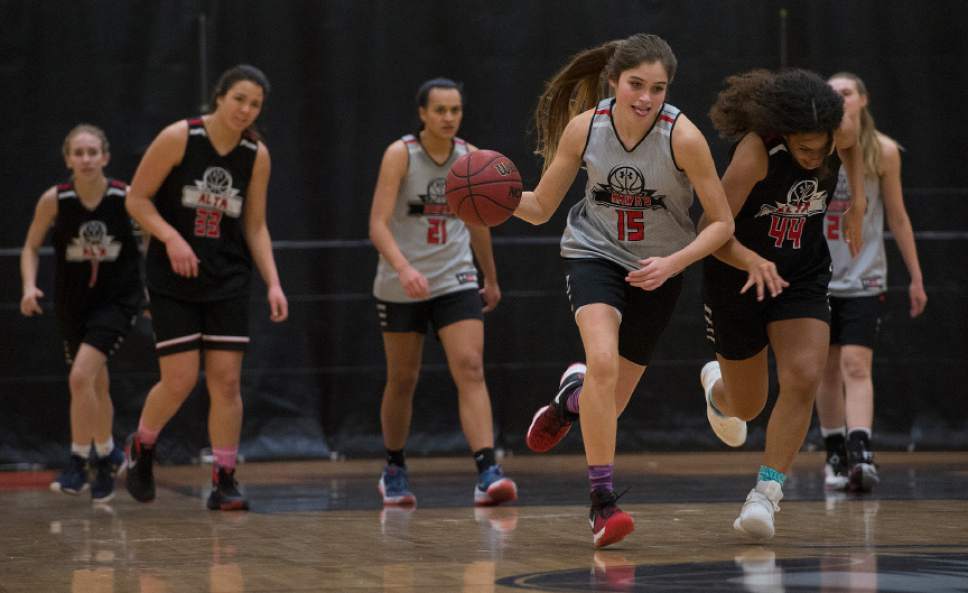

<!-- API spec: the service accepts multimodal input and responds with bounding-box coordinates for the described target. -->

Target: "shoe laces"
[591,487,630,519]
[384,465,410,491]
[478,465,504,489]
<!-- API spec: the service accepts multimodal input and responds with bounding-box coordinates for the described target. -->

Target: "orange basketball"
[445,150,522,227]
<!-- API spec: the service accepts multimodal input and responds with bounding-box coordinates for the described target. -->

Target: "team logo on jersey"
[408,177,453,217]
[592,166,667,210]
[66,221,122,262]
[456,271,478,285]
[181,166,244,218]
[755,178,828,249]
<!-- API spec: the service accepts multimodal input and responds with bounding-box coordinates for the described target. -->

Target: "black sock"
[473,447,496,474]
[386,449,406,468]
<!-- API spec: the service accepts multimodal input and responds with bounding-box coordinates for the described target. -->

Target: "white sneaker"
[700,361,747,447]
[823,457,849,491]
[733,480,783,539]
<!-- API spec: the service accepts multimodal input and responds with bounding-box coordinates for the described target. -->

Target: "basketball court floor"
[1,451,966,592]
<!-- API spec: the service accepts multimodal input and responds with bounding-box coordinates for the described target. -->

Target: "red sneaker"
[526,363,584,453]
[589,489,634,548]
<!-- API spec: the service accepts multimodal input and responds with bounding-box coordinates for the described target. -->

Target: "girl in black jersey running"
[699,69,867,539]
[21,124,142,503]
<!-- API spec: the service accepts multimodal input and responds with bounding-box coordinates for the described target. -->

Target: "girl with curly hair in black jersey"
[698,69,867,539]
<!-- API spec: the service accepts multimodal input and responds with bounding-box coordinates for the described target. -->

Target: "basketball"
[445,150,523,227]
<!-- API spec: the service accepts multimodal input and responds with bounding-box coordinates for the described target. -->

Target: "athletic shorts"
[376,288,483,335]
[703,262,831,360]
[148,290,250,357]
[829,294,884,348]
[58,303,139,366]
[563,257,683,366]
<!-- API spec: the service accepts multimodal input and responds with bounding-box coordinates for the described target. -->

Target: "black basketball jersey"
[146,117,258,301]
[51,179,143,315]
[710,135,840,283]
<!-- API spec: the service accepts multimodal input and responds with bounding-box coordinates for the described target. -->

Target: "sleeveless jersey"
[51,179,142,315]
[826,167,886,296]
[707,135,841,283]
[372,135,478,302]
[560,99,696,271]
[146,118,257,301]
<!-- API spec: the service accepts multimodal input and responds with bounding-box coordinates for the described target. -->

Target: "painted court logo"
[755,178,828,249]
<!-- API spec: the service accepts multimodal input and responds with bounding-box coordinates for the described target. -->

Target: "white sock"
[820,426,846,438]
[71,443,90,459]
[95,437,115,457]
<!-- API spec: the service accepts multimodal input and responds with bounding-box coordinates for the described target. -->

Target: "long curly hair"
[709,68,844,141]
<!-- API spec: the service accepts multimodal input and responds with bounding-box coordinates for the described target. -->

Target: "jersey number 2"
[194,208,222,238]
[616,209,644,241]
[427,218,447,244]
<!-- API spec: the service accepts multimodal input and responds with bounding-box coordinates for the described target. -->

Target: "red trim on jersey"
[108,179,127,189]
[660,114,675,124]
[56,182,72,191]
[403,138,418,144]
[187,117,204,126]
[595,108,611,115]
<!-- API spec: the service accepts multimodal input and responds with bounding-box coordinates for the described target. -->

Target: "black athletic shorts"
[563,257,683,366]
[149,290,250,357]
[703,261,831,361]
[376,288,483,335]
[58,302,139,365]
[829,294,884,348]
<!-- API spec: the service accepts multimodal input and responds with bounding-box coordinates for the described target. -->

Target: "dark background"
[1,0,966,466]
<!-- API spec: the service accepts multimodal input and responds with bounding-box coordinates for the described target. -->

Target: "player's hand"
[20,287,44,316]
[740,254,789,301]
[842,203,865,258]
[399,265,430,300]
[909,280,927,318]
[480,280,501,313]
[165,233,200,278]
[626,256,678,291]
[268,285,289,322]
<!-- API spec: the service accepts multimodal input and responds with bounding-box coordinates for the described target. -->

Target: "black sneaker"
[91,446,126,503]
[50,454,89,495]
[847,446,879,493]
[124,433,156,503]
[207,466,249,511]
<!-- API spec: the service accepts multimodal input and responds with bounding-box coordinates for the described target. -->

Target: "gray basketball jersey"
[825,167,886,296]
[560,99,696,271]
[373,135,478,302]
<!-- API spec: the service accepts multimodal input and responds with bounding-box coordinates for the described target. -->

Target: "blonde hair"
[533,33,676,172]
[62,124,110,157]
[829,72,881,178]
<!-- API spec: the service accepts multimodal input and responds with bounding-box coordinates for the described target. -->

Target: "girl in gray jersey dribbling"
[515,33,733,547]
[816,72,927,493]
[369,78,517,508]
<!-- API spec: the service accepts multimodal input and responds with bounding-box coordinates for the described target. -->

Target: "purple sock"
[566,387,582,415]
[588,464,614,493]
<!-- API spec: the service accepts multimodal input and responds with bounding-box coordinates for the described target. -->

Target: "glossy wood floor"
[1,451,966,593]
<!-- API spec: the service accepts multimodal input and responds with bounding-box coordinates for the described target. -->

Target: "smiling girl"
[123,64,288,511]
[516,33,733,547]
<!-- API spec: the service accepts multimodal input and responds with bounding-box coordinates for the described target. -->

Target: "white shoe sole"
[700,361,747,447]
[734,510,775,539]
